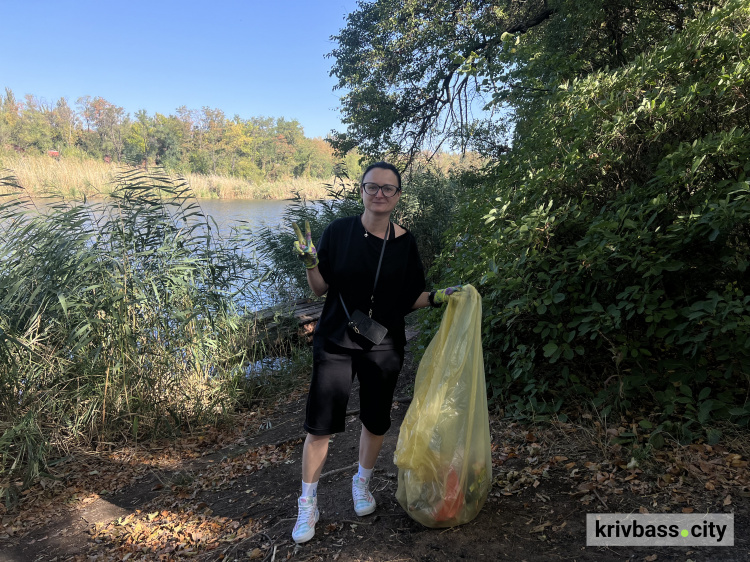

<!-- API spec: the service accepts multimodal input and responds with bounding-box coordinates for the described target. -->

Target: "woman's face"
[361,167,401,215]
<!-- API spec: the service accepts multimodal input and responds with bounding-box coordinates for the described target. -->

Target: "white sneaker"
[352,475,376,516]
[292,495,319,543]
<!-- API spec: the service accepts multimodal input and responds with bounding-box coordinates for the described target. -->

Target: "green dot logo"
[681,529,689,537]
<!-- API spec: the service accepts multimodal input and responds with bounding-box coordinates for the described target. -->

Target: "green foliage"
[253,166,466,299]
[393,166,468,276]
[329,0,707,161]
[0,167,287,506]
[252,177,366,301]
[435,1,750,426]
[329,0,541,160]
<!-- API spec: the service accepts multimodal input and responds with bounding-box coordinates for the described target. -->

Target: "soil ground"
[1,335,748,562]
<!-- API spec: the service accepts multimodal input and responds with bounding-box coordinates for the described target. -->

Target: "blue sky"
[1,0,359,139]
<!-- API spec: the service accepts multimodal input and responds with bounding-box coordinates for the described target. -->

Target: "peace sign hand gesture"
[292,220,319,270]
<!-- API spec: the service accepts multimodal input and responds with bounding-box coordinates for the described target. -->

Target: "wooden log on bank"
[255,297,324,347]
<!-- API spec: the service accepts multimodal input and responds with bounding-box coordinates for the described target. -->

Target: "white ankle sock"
[357,464,373,480]
[301,480,318,498]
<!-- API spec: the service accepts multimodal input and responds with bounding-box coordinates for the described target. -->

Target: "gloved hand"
[433,285,463,305]
[292,220,319,269]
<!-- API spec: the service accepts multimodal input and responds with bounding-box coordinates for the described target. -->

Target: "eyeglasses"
[361,182,401,197]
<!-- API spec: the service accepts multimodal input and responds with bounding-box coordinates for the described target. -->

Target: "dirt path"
[1,339,748,561]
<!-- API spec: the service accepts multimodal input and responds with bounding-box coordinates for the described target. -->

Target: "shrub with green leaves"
[435,1,750,432]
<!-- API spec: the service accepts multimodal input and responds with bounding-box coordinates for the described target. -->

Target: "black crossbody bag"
[339,222,390,345]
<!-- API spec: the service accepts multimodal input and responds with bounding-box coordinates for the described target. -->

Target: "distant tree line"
[0,89,345,182]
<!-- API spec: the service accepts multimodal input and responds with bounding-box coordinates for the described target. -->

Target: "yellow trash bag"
[394,284,491,527]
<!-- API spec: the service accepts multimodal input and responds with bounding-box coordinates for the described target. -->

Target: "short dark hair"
[361,161,402,189]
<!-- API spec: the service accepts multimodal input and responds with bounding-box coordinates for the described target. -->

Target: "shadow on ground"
[1,339,748,561]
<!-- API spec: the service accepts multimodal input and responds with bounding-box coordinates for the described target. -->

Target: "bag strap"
[340,220,390,320]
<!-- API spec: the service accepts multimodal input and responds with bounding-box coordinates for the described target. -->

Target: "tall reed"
[187,173,330,200]
[0,166,304,507]
[0,151,331,200]
[0,152,115,197]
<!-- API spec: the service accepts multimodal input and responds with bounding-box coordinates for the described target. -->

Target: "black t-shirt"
[315,215,426,349]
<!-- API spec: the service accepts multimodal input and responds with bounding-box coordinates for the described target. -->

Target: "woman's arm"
[411,286,464,310]
[411,291,430,310]
[293,220,329,296]
[306,265,329,297]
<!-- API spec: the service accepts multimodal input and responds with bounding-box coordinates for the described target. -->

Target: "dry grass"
[187,172,330,200]
[0,152,331,200]
[0,152,115,197]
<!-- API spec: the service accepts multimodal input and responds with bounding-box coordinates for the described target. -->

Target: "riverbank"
[0,153,332,200]
[1,333,747,561]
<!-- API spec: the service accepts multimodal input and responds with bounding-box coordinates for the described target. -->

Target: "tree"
[0,88,21,148]
[124,109,154,164]
[3,90,336,184]
[328,0,555,162]
[294,137,335,179]
[328,0,707,163]
[75,96,125,159]
[18,95,54,152]
[50,97,78,150]
[152,113,185,169]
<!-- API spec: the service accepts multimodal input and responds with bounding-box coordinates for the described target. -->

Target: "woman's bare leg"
[358,424,384,469]
[302,433,330,484]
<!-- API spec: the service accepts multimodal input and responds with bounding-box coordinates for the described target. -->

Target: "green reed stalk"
[0,166,308,507]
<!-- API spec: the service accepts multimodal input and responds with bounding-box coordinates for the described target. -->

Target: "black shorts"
[304,338,405,436]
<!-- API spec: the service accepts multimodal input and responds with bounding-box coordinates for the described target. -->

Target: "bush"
[436,1,750,430]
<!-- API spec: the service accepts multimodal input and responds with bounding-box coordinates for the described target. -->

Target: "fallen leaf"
[530,522,552,533]
[248,548,264,560]
[639,506,649,514]
[723,495,732,506]
[682,507,694,514]
[645,555,657,561]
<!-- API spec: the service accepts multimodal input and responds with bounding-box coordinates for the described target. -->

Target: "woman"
[290,161,461,543]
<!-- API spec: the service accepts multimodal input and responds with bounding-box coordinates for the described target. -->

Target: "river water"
[195,198,314,309]
[194,198,291,233]
[15,196,309,310]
